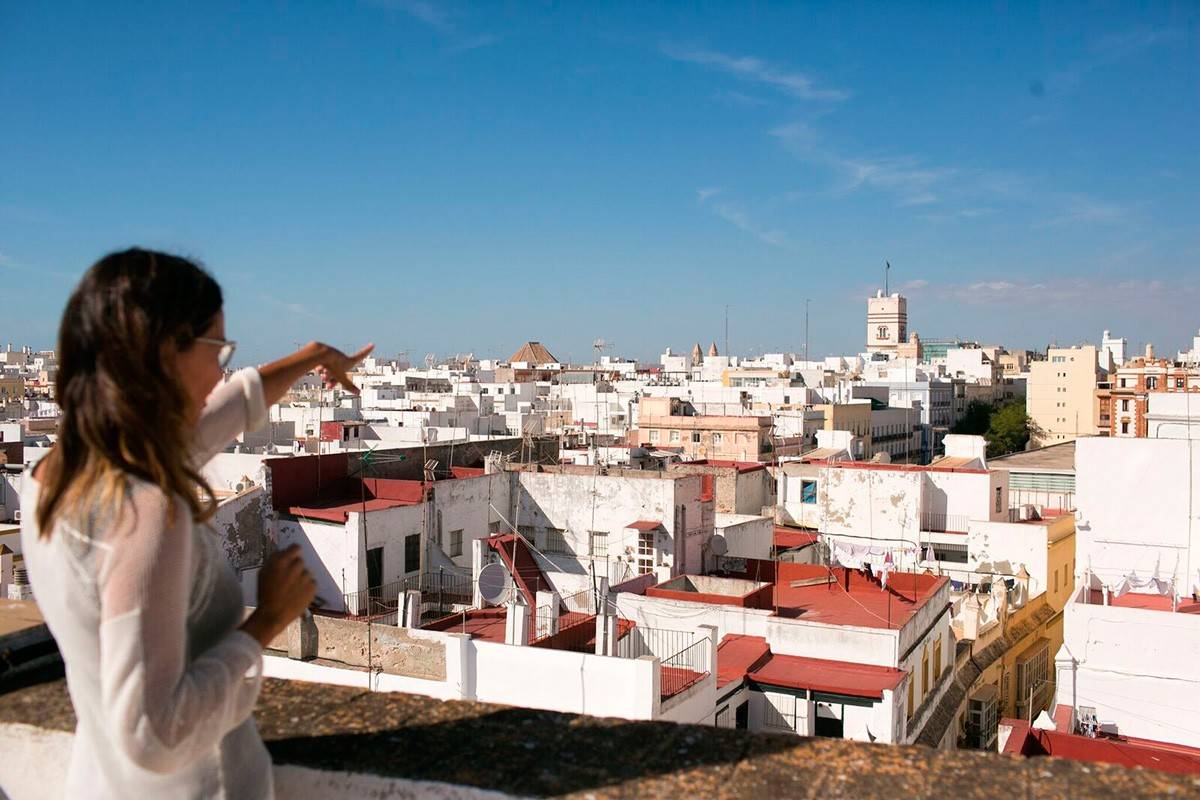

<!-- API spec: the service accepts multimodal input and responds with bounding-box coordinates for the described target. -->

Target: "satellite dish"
[478,562,513,605]
[710,535,728,557]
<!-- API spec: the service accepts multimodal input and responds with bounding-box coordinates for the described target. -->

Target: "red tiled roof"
[627,520,663,531]
[421,608,508,642]
[831,461,988,476]
[771,563,948,630]
[1085,590,1200,614]
[1003,717,1200,776]
[716,634,773,689]
[680,459,767,474]
[748,652,905,700]
[774,525,819,550]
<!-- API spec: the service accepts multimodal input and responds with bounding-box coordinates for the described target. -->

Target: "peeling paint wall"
[513,470,709,578]
[212,486,267,572]
[820,468,921,543]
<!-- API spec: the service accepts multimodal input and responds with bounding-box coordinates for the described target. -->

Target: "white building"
[1053,437,1200,748]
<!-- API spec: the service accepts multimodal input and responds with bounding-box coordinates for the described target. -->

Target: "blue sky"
[2,2,1197,366]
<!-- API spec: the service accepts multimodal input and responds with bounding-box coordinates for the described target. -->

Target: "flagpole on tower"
[885,260,890,294]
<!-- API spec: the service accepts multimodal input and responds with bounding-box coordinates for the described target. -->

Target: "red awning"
[748,653,905,700]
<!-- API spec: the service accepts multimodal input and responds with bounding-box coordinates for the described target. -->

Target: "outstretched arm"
[259,341,374,409]
[192,341,373,464]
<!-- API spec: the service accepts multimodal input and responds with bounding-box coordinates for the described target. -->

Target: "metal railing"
[342,570,473,623]
[342,578,407,619]
[615,626,696,662]
[920,511,970,533]
[660,637,711,699]
[530,606,595,652]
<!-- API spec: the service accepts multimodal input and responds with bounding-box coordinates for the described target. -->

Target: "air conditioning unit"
[12,509,20,523]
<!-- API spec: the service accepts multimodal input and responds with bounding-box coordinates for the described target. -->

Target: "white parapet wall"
[1055,591,1200,747]
[261,613,686,723]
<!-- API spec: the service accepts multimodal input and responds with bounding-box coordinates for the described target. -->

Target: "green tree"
[952,400,994,436]
[985,400,1036,457]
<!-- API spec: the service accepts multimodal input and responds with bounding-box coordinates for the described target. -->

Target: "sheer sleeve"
[192,367,269,465]
[97,483,264,774]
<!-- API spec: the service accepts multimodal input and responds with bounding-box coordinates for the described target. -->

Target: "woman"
[20,248,373,799]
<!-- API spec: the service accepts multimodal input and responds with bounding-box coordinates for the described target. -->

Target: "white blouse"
[21,368,273,799]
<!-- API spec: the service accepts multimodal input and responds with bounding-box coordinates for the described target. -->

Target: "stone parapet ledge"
[2,672,1198,799]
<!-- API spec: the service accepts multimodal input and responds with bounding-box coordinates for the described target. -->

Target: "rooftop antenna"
[885,260,891,295]
[724,304,730,358]
[424,353,436,370]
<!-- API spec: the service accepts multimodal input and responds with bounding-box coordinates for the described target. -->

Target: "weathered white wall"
[968,520,1049,596]
[1075,437,1200,592]
[820,467,921,540]
[614,592,774,640]
[471,641,657,719]
[277,517,358,612]
[714,513,772,560]
[202,451,268,492]
[430,474,509,568]
[1056,595,1200,747]
[924,469,1003,524]
[765,617,899,668]
[513,471,708,578]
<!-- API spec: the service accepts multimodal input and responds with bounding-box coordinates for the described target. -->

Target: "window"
[1176,378,1186,389]
[933,637,942,681]
[404,534,421,574]
[589,530,608,558]
[907,671,915,718]
[1016,640,1050,716]
[435,510,443,548]
[544,528,569,554]
[994,487,1002,514]
[637,530,655,574]
[1119,378,1127,388]
[1121,421,1130,435]
[761,691,797,730]
[449,529,463,558]
[669,429,681,443]
[1146,377,1158,390]
[877,325,889,341]
[691,431,701,443]
[712,432,723,444]
[517,524,536,542]
[647,429,659,443]
[801,479,818,504]
[1054,569,1059,593]
[922,646,930,697]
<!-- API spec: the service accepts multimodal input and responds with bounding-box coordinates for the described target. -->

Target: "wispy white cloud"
[1037,195,1130,227]
[770,120,1132,229]
[1044,27,1182,96]
[662,43,849,102]
[364,0,501,52]
[878,275,1191,308]
[447,32,502,53]
[697,190,791,249]
[258,293,322,320]
[712,89,771,108]
[367,0,453,31]
[770,121,956,207]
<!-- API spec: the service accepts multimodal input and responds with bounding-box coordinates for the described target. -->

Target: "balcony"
[920,511,970,534]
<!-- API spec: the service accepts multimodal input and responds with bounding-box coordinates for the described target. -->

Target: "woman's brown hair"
[36,248,224,535]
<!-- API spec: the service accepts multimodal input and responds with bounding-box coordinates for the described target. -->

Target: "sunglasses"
[195,336,238,369]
